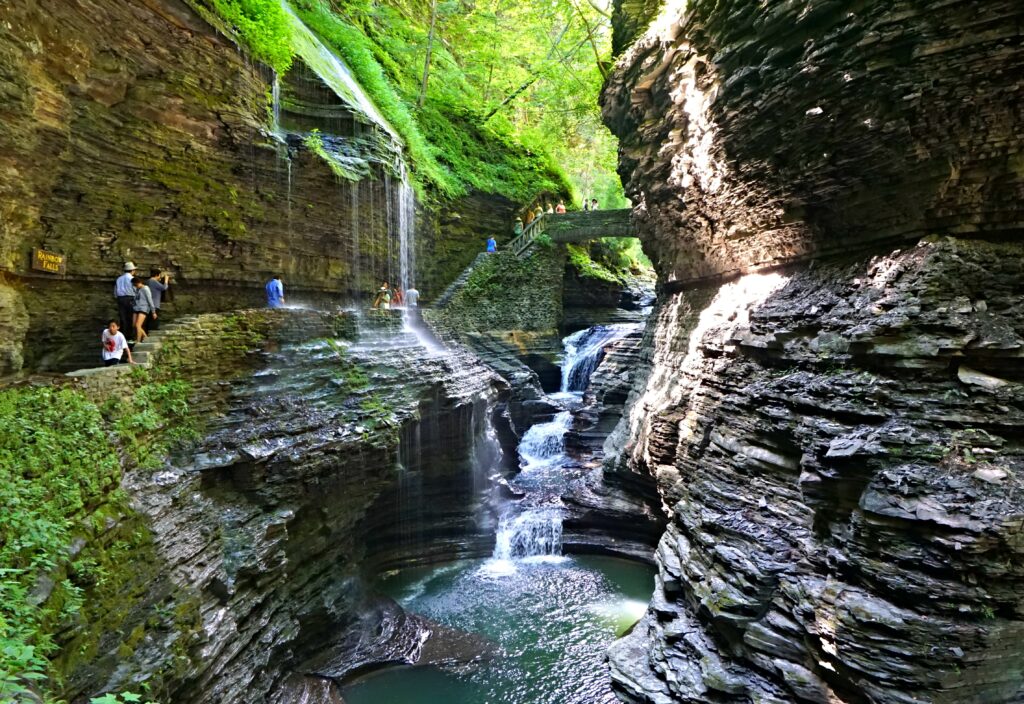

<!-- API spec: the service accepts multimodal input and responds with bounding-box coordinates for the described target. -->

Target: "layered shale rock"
[55,309,504,703]
[0,0,513,373]
[602,1,1024,701]
[602,0,1024,287]
[607,239,1024,703]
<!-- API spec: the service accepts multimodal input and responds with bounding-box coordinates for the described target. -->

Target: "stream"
[343,323,651,704]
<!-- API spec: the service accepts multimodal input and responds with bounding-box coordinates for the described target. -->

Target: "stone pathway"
[65,317,197,378]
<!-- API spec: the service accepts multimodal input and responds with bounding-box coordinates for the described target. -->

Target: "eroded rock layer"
[0,0,513,372]
[602,1,1024,700]
[602,0,1024,286]
[56,310,503,703]
[607,239,1024,703]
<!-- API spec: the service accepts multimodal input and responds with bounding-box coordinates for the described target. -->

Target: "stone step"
[132,351,151,365]
[66,364,134,378]
[132,342,161,353]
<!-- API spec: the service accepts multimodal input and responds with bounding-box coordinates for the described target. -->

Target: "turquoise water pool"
[342,554,654,704]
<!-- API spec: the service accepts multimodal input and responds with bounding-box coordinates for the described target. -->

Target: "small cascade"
[560,324,641,393]
[493,510,563,561]
[396,163,415,295]
[279,0,398,140]
[518,411,572,470]
[483,507,564,574]
[350,180,361,300]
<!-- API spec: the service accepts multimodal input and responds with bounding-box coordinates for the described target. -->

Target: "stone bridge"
[543,209,634,242]
[508,208,635,256]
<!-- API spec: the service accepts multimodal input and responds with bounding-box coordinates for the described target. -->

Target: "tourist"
[115,262,137,339]
[583,199,590,212]
[101,320,133,366]
[534,205,544,221]
[145,268,170,331]
[546,203,555,214]
[591,198,599,211]
[405,287,420,308]
[392,287,404,306]
[373,281,391,309]
[132,277,156,343]
[486,236,497,253]
[265,275,285,308]
[555,201,566,214]
[524,209,535,226]
[513,218,524,237]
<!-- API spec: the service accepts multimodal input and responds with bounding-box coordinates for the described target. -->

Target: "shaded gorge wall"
[0,0,515,373]
[601,0,1024,702]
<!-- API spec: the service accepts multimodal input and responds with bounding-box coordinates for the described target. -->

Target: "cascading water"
[561,324,642,393]
[518,411,572,471]
[492,510,563,561]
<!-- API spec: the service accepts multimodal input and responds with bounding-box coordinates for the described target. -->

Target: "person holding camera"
[145,268,171,331]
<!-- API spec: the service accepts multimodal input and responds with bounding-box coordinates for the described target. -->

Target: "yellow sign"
[32,248,66,274]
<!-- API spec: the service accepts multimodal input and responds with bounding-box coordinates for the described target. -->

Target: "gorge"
[2,0,1023,703]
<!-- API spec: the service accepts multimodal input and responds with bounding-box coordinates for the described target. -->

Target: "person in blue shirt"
[265,275,285,308]
[486,236,497,253]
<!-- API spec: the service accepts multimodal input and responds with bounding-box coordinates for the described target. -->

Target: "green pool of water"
[343,555,654,704]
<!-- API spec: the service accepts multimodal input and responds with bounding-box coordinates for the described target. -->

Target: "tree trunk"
[417,0,439,108]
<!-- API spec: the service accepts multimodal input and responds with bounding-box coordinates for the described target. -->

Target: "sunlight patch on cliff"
[623,273,789,512]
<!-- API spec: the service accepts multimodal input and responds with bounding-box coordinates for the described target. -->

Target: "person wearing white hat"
[115,261,137,339]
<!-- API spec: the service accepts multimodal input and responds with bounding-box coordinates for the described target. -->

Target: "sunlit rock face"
[603,1,1024,701]
[606,239,1024,703]
[602,0,1024,286]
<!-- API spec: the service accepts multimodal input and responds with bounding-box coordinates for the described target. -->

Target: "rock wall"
[602,1,1024,702]
[51,309,503,703]
[602,0,1024,287]
[0,0,511,373]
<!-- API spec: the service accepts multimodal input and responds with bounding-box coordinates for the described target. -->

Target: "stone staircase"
[65,317,196,379]
[432,252,488,308]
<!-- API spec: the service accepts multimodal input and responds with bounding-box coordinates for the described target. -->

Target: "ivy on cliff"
[0,379,198,701]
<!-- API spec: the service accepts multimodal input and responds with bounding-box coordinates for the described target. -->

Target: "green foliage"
[110,380,199,470]
[90,693,158,704]
[566,242,624,285]
[292,0,461,196]
[204,0,601,202]
[534,233,554,248]
[591,236,651,272]
[206,0,294,72]
[0,388,121,699]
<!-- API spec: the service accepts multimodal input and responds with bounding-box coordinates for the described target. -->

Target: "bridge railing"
[506,213,547,256]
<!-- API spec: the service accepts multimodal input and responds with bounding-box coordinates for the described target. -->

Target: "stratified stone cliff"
[603,0,1024,287]
[602,1,1024,702]
[55,310,502,703]
[0,0,513,373]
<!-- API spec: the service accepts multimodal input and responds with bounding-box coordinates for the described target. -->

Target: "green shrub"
[0,388,122,700]
[111,380,199,470]
[566,243,623,285]
[206,0,294,72]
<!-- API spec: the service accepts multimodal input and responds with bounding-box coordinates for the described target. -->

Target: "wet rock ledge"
[56,308,503,703]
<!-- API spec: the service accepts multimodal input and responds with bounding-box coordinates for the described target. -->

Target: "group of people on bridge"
[494,197,601,252]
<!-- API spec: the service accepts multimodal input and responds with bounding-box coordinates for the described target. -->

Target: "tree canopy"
[200,0,627,206]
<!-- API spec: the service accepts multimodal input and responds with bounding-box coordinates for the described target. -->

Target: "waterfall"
[518,411,572,470]
[350,180,361,299]
[482,507,564,574]
[560,324,641,393]
[493,510,563,560]
[397,164,415,294]
[279,0,398,141]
